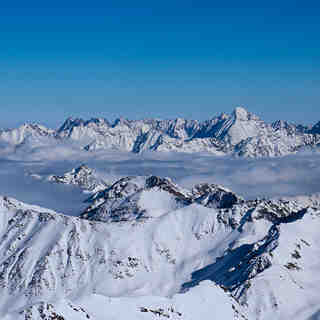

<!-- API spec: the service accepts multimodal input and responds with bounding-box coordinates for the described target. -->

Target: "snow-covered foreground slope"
[4,282,247,320]
[1,107,320,158]
[0,176,320,319]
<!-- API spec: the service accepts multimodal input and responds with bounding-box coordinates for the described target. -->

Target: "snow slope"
[0,176,320,319]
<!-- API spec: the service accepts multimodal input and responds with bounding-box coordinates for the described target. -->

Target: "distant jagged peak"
[58,116,111,132]
[271,120,309,135]
[1,108,319,157]
[112,116,131,127]
[232,106,260,121]
[57,116,85,132]
[48,164,109,193]
[1,122,53,134]
[272,119,292,130]
[86,117,111,127]
[0,122,54,146]
[232,106,249,120]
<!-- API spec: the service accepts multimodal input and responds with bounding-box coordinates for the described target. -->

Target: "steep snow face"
[0,177,320,319]
[138,189,180,218]
[243,213,320,320]
[220,107,268,146]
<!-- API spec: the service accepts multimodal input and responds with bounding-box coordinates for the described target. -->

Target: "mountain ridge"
[1,175,320,319]
[1,107,320,157]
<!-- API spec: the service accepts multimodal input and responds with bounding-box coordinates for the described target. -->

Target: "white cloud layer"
[1,143,320,216]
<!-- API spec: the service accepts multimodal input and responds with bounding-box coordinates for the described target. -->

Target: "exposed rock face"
[48,165,109,193]
[80,176,192,222]
[1,107,320,157]
[192,183,245,209]
[0,176,320,319]
[309,121,320,135]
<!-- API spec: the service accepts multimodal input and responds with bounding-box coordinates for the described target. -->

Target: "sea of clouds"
[0,141,319,216]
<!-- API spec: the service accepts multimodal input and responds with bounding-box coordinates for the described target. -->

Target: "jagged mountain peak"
[1,174,320,319]
[80,175,192,222]
[57,116,85,132]
[192,182,245,209]
[47,164,109,193]
[112,117,131,127]
[232,106,250,120]
[2,108,320,157]
[0,122,54,146]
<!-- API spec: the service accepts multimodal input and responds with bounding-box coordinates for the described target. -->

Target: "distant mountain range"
[1,107,320,157]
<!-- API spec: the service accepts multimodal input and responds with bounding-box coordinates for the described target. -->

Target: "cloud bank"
[1,143,320,215]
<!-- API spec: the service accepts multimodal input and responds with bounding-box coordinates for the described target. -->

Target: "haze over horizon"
[0,2,319,128]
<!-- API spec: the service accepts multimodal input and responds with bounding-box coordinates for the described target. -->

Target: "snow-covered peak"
[57,117,85,132]
[1,175,320,319]
[0,122,54,145]
[216,107,265,145]
[112,117,131,128]
[232,106,251,121]
[81,175,192,222]
[48,164,109,193]
[192,183,245,209]
[1,109,320,158]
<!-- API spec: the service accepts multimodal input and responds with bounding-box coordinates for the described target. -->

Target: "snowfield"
[0,172,320,319]
[0,108,320,319]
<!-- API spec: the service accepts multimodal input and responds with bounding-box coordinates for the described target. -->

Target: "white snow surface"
[138,189,179,217]
[1,107,319,157]
[0,174,320,319]
[1,107,320,319]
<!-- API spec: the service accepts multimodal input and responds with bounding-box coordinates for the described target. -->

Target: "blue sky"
[0,1,319,128]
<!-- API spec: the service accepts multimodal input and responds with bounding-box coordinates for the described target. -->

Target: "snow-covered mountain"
[47,164,109,193]
[1,175,320,319]
[0,123,55,146]
[1,107,319,157]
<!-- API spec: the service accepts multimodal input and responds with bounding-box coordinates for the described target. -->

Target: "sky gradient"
[0,1,319,128]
